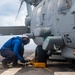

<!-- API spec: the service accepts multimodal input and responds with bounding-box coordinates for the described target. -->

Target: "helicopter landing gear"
[35,45,48,63]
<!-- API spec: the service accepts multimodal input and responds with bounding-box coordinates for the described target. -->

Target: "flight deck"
[0,50,75,75]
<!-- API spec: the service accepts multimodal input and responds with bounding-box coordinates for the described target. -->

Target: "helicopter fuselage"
[26,0,75,59]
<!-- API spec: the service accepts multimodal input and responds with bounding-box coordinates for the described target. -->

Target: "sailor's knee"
[10,53,17,59]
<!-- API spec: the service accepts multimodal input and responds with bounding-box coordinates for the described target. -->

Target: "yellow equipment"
[26,60,46,68]
[33,62,46,68]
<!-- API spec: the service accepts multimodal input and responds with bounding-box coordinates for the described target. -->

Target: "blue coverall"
[0,36,25,63]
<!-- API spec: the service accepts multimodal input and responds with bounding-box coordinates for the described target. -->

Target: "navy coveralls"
[0,36,24,63]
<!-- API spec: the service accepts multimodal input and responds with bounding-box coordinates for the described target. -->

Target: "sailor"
[0,36,30,68]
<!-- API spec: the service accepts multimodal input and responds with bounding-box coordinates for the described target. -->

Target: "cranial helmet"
[22,35,30,45]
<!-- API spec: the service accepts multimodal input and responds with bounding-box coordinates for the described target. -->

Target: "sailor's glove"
[21,59,30,63]
[21,59,26,63]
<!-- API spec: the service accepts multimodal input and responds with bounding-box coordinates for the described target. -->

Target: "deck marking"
[0,52,35,75]
[0,68,21,75]
[54,72,75,75]
[44,68,53,72]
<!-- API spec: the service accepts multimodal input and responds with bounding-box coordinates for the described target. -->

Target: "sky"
[0,0,27,26]
[0,0,37,50]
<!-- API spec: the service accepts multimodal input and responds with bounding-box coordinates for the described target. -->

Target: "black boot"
[12,60,18,67]
[12,60,24,67]
[12,62,25,67]
[2,59,9,68]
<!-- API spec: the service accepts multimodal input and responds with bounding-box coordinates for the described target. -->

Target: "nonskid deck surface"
[0,51,75,75]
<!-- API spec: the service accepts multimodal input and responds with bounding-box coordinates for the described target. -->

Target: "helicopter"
[17,0,75,63]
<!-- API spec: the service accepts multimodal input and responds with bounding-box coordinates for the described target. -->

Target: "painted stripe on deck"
[54,72,75,75]
[0,68,21,75]
[0,53,35,75]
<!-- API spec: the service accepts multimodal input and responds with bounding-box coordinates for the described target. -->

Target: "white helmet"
[22,34,30,45]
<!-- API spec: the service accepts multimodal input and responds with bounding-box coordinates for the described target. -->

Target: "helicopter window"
[36,6,42,27]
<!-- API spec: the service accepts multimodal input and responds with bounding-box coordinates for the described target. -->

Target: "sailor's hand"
[21,59,26,63]
[21,59,30,63]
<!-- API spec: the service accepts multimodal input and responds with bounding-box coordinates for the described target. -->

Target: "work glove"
[21,59,26,63]
[21,59,30,63]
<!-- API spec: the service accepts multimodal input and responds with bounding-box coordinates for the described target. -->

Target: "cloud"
[0,4,17,16]
[0,15,25,26]
[0,0,19,16]
[0,0,27,26]
[0,0,37,50]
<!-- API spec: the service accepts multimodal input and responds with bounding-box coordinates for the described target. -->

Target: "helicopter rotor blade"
[15,0,25,21]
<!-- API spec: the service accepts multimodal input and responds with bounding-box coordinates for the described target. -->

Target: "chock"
[33,62,46,68]
[26,60,46,68]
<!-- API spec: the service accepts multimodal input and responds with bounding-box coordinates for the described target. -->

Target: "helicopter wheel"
[35,45,48,63]
[71,60,75,64]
